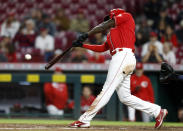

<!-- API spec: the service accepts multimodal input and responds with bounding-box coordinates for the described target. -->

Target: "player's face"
[83,87,92,99]
[26,22,34,30]
[163,43,170,53]
[58,10,64,17]
[135,69,143,77]
[7,16,14,22]
[166,26,173,35]
[78,14,84,19]
[41,30,48,36]
[150,36,157,42]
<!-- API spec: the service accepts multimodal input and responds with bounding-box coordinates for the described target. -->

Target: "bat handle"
[45,47,73,70]
[45,54,62,70]
[45,63,51,70]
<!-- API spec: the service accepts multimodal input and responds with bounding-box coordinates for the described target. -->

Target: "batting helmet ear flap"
[104,15,110,21]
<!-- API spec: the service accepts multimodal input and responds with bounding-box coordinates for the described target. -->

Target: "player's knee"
[118,93,132,103]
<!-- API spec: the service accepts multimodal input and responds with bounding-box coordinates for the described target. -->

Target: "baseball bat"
[45,47,73,70]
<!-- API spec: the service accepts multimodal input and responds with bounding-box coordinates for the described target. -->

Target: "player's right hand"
[72,40,83,47]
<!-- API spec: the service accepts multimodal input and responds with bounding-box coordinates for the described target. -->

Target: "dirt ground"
[0,124,182,131]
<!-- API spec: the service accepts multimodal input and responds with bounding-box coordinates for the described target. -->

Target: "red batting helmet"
[109,8,125,19]
[104,8,125,21]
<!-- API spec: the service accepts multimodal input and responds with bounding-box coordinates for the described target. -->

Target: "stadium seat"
[0,0,182,63]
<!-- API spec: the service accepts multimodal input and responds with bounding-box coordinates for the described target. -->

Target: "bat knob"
[45,64,50,70]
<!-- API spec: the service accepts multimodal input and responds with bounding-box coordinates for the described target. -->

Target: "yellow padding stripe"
[0,74,12,82]
[81,75,95,83]
[27,74,40,82]
[52,74,66,82]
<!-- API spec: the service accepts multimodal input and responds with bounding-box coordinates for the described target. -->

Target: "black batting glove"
[72,40,83,47]
[78,33,88,42]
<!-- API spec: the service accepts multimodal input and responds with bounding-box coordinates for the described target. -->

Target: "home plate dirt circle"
[0,124,182,131]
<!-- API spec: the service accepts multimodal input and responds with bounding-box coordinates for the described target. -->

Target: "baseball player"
[44,67,68,115]
[70,8,168,129]
[128,62,154,122]
[81,86,96,113]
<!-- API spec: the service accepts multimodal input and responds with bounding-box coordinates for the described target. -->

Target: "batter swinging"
[70,8,168,129]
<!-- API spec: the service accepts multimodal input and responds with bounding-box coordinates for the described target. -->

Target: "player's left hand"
[78,33,88,42]
[72,40,83,47]
[135,86,141,92]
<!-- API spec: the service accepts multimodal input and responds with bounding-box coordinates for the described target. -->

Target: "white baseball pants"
[79,48,161,123]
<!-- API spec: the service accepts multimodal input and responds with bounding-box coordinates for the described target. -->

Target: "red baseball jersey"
[81,95,96,113]
[130,74,154,103]
[44,83,68,109]
[83,12,135,55]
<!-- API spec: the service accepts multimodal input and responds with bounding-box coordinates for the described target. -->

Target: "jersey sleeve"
[114,13,131,26]
[44,83,54,104]
[83,41,109,52]
[130,76,137,94]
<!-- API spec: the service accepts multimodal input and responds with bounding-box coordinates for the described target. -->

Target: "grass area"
[0,119,182,127]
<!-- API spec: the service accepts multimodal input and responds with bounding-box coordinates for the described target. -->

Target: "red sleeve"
[67,101,74,109]
[83,41,109,52]
[147,78,154,103]
[90,95,96,103]
[44,83,54,105]
[114,13,131,26]
[130,76,136,94]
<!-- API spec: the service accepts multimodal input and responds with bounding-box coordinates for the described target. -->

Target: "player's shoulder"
[36,35,42,39]
[131,74,136,79]
[123,12,133,18]
[142,75,151,81]
[168,51,175,55]
[156,40,163,46]
[90,95,96,100]
[142,42,149,48]
[47,34,53,38]
[47,34,54,40]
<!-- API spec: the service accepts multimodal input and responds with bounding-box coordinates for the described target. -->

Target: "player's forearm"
[87,19,115,36]
[83,44,107,52]
[155,53,163,63]
[142,53,151,62]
